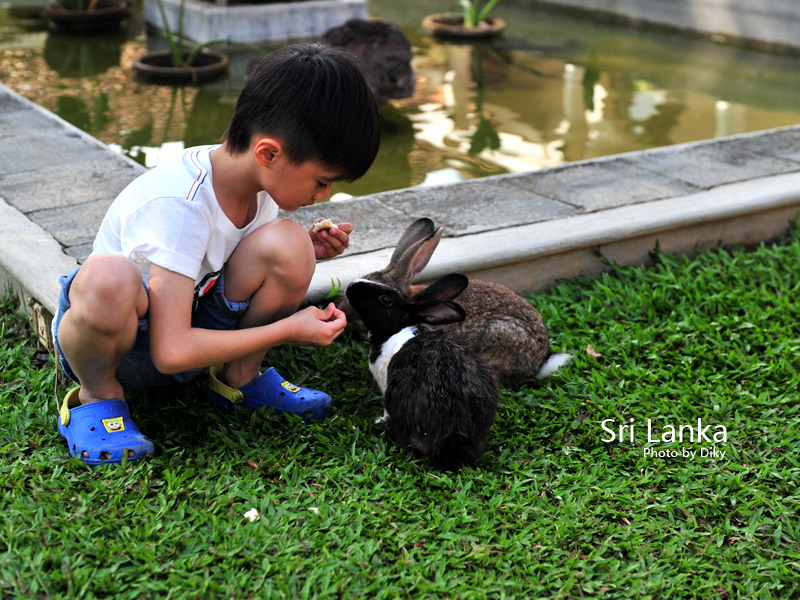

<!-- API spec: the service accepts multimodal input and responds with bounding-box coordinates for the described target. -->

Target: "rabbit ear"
[394,228,443,285]
[390,218,436,264]
[415,300,466,325]
[414,273,469,304]
[410,274,468,325]
[387,219,443,286]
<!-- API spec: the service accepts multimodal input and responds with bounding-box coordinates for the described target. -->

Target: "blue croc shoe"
[58,387,155,465]
[203,365,333,422]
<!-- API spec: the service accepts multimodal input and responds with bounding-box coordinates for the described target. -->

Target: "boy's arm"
[147,264,346,374]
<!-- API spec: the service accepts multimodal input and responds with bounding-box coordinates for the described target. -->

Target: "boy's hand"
[310,220,353,260]
[285,303,347,346]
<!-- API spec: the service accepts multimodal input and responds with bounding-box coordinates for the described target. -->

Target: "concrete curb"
[143,0,368,43]
[0,198,78,317]
[532,0,800,54]
[0,197,79,348]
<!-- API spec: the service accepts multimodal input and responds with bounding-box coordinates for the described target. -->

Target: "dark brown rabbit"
[339,218,570,386]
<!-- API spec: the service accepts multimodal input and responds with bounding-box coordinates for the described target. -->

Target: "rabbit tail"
[535,352,572,380]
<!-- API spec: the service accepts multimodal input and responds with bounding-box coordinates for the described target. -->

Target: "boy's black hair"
[223,43,380,182]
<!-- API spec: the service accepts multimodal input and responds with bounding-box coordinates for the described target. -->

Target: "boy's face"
[262,156,341,212]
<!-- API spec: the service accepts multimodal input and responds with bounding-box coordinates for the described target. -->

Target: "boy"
[52,43,381,465]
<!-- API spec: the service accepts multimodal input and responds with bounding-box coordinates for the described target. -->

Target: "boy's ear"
[253,137,284,167]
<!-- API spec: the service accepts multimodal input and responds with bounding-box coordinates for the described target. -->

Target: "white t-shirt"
[93,145,279,298]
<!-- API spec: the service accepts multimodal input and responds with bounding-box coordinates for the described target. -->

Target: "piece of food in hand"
[313,218,335,233]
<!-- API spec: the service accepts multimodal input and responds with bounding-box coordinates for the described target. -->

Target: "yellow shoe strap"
[60,387,81,427]
[207,365,244,404]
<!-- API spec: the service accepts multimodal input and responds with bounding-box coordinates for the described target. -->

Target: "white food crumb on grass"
[244,508,260,522]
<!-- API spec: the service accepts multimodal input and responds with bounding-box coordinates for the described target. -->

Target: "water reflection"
[2,1,800,197]
[120,87,189,166]
[43,29,125,77]
[184,88,235,147]
[116,86,235,166]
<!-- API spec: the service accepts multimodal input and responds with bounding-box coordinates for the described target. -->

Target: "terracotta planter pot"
[132,50,230,85]
[422,12,506,40]
[45,0,129,32]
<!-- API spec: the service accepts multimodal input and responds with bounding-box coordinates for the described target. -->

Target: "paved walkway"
[3,82,800,348]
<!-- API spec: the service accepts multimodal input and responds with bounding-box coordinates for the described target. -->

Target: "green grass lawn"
[2,230,799,599]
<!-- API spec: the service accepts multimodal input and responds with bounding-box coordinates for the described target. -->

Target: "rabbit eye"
[379,295,393,307]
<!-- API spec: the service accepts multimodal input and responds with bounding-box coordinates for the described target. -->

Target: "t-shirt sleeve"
[119,196,212,281]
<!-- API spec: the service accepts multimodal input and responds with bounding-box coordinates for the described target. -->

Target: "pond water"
[2,0,800,199]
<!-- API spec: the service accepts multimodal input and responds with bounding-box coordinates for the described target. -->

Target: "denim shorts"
[53,267,250,394]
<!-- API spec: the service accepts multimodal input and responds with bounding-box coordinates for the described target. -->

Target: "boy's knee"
[252,219,316,286]
[70,255,145,318]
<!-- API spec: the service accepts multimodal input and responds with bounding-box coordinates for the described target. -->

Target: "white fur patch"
[369,326,417,394]
[535,353,572,380]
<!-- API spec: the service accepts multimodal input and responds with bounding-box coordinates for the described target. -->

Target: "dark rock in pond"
[322,18,415,104]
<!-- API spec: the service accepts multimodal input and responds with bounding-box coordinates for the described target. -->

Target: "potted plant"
[44,0,129,32]
[132,0,230,85]
[422,0,506,41]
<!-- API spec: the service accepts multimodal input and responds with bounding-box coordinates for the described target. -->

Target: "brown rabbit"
[338,218,570,386]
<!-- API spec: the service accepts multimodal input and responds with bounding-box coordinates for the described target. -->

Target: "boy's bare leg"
[218,219,316,388]
[57,255,149,405]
